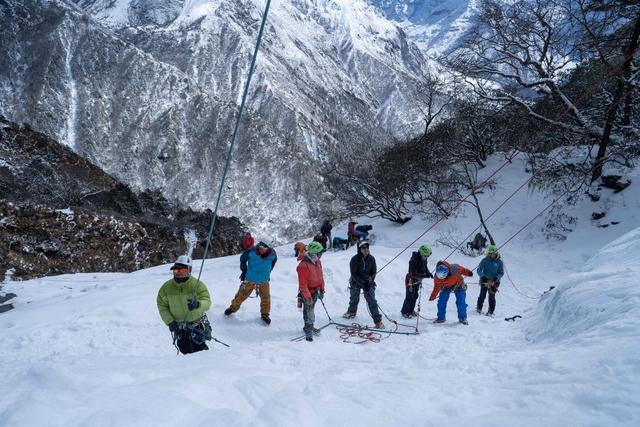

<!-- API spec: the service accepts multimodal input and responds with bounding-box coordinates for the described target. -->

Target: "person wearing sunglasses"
[156,255,212,354]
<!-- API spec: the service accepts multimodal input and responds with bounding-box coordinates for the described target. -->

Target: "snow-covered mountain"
[367,0,480,55]
[0,0,435,240]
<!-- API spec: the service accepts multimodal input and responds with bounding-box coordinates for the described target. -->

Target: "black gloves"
[187,299,200,311]
[467,271,474,277]
[318,290,325,300]
[427,272,434,279]
[239,272,246,281]
[168,321,180,333]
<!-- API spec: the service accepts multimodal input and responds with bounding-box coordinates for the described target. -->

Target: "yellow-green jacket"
[156,276,211,325]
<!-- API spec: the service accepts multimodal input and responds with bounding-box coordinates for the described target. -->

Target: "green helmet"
[419,244,432,257]
[307,241,324,254]
[486,244,499,254]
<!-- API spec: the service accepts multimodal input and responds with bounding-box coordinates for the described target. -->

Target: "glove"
[318,290,325,300]
[427,272,433,279]
[467,271,473,277]
[168,321,180,333]
[362,281,371,292]
[187,299,200,311]
[239,272,246,281]
[428,295,436,301]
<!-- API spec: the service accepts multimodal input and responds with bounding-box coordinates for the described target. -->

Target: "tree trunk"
[592,15,640,182]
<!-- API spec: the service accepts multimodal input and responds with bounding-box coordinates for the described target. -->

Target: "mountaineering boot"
[476,307,482,314]
[224,307,235,316]
[305,333,313,342]
[374,320,385,329]
[342,311,356,319]
[459,318,469,325]
[487,312,495,318]
[261,314,271,325]
[401,313,413,319]
[302,327,322,336]
[433,318,446,324]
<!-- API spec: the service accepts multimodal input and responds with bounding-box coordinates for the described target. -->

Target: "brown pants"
[229,281,271,315]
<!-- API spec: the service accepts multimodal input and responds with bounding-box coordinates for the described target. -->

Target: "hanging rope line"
[195,0,273,285]
[374,46,640,276]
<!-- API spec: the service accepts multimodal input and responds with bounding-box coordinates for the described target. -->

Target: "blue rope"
[195,0,273,284]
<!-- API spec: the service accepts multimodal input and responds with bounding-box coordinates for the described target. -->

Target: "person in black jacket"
[320,219,333,249]
[343,241,384,329]
[400,244,433,318]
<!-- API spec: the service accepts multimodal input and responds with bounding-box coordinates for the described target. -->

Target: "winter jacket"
[405,251,433,287]
[429,261,472,300]
[320,221,332,236]
[156,276,211,325]
[297,255,325,301]
[477,255,504,281]
[349,252,377,288]
[240,244,277,283]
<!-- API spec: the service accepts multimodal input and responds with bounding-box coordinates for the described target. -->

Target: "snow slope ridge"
[526,227,640,344]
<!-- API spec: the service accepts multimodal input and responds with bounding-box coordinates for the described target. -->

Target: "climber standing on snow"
[224,241,277,325]
[400,244,433,319]
[156,255,212,354]
[429,260,473,325]
[297,241,326,342]
[343,241,385,329]
[476,245,504,317]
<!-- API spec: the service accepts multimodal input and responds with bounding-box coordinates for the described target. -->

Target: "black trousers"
[175,329,209,354]
[401,279,421,315]
[477,277,500,314]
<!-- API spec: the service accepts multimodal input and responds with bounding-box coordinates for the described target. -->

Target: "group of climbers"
[156,226,505,353]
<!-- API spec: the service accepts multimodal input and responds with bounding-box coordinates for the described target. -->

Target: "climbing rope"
[195,0,273,285]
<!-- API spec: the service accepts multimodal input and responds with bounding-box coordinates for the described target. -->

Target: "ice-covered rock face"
[1,0,434,241]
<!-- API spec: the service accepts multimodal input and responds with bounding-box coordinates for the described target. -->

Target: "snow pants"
[437,287,467,321]
[303,290,320,338]
[477,277,500,314]
[347,283,382,322]
[229,281,271,315]
[401,278,422,315]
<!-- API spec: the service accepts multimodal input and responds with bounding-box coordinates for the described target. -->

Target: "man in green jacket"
[157,255,212,354]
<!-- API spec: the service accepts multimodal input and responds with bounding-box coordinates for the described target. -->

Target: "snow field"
[1,157,639,426]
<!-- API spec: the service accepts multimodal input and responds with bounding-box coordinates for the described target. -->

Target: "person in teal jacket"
[476,245,504,317]
[224,241,277,325]
[157,255,212,354]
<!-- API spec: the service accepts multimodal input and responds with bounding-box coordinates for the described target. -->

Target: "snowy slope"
[1,156,639,426]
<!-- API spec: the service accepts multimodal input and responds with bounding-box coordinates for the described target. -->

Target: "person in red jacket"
[429,260,473,325]
[297,241,326,342]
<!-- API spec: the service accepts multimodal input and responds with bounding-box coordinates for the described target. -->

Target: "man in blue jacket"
[476,245,504,317]
[224,241,277,325]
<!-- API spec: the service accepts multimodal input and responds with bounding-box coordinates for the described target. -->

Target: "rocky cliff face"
[0,0,434,240]
[0,116,244,280]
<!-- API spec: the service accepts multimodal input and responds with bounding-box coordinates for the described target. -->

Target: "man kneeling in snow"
[157,255,212,354]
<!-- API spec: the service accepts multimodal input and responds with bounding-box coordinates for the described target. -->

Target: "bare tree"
[446,0,640,182]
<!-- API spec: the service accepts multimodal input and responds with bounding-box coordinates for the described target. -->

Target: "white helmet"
[170,255,193,270]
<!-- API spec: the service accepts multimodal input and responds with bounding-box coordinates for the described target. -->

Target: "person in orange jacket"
[429,260,473,325]
[294,241,306,261]
[297,241,326,342]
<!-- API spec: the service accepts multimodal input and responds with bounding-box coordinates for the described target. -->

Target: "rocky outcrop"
[0,116,245,280]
